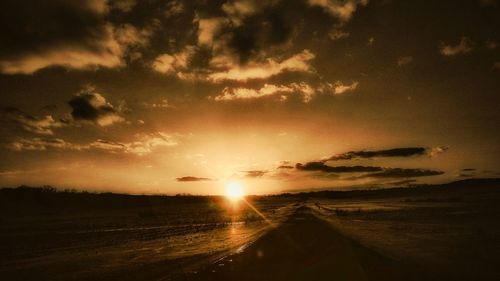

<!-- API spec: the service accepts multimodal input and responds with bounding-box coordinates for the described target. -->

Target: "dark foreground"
[188,206,422,281]
[2,179,500,280]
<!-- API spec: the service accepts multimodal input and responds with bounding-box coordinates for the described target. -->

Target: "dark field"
[1,179,500,281]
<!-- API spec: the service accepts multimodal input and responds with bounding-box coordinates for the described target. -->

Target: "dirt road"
[187,206,426,281]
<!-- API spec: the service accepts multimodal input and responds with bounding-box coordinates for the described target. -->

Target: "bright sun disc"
[225,182,245,201]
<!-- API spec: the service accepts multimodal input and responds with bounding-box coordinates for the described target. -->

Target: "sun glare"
[225,182,245,201]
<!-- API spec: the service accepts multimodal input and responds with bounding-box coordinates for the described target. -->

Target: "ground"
[1,180,500,280]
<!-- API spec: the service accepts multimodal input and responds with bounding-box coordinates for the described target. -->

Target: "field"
[1,179,499,280]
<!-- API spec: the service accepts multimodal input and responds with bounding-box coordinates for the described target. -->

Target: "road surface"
[186,206,425,281]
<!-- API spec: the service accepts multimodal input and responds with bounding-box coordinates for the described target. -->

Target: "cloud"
[114,23,152,49]
[88,139,127,151]
[329,28,350,40]
[1,107,64,135]
[124,132,179,156]
[207,49,316,82]
[323,81,359,95]
[461,168,476,172]
[68,87,124,126]
[327,146,448,161]
[397,56,413,66]
[164,0,184,17]
[152,46,197,77]
[214,80,359,103]
[363,168,444,178]
[295,161,444,179]
[308,0,369,22]
[176,176,213,182]
[196,18,227,47]
[214,82,315,103]
[187,1,301,80]
[388,179,417,186]
[296,162,383,173]
[146,99,171,109]
[8,132,178,156]
[110,0,137,12]
[222,0,259,25]
[90,133,179,155]
[328,147,428,161]
[0,0,151,74]
[458,168,477,178]
[242,170,268,178]
[429,146,449,157]
[439,37,474,56]
[8,138,78,151]
[277,165,294,169]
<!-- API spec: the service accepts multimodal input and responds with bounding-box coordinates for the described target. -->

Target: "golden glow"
[225,182,245,201]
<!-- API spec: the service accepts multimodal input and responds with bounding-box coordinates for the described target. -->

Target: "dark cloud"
[277,165,294,169]
[295,162,383,173]
[228,9,292,64]
[459,168,477,178]
[0,0,150,74]
[243,170,268,178]
[461,168,476,172]
[68,88,124,126]
[328,147,444,161]
[295,161,444,179]
[176,176,213,182]
[365,168,444,178]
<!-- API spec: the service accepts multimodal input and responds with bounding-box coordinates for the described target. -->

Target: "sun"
[225,182,245,201]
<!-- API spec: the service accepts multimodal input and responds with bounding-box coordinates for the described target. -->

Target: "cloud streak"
[327,147,447,161]
[176,176,213,182]
[295,161,444,178]
[296,162,383,173]
[1,107,65,135]
[8,132,178,156]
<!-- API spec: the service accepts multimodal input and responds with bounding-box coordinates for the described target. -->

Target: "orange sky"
[1,0,499,194]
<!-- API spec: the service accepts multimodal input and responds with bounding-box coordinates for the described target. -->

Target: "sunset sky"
[1,0,499,195]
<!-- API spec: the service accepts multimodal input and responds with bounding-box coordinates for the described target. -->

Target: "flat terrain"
[1,179,500,280]
[188,206,422,281]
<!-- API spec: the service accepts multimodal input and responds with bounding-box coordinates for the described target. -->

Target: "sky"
[1,0,499,195]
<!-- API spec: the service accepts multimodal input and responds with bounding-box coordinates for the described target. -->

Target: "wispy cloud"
[214,83,315,103]
[1,107,65,135]
[439,37,474,56]
[397,56,413,66]
[152,46,197,77]
[8,132,179,156]
[326,81,359,95]
[308,0,369,23]
[242,170,268,178]
[214,80,358,103]
[207,49,316,82]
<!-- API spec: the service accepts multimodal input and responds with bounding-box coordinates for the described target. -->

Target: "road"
[187,206,425,281]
